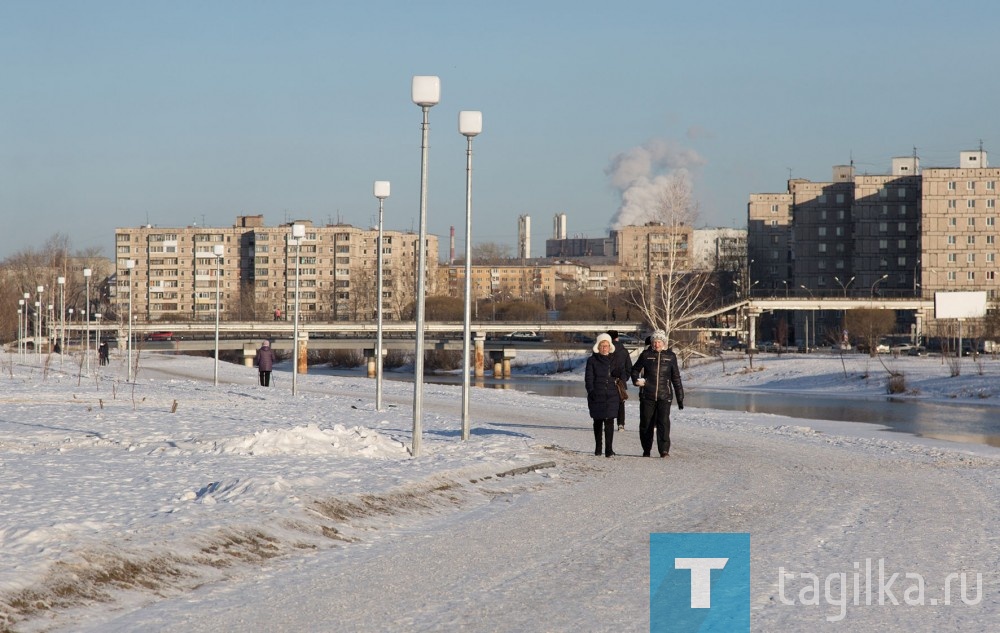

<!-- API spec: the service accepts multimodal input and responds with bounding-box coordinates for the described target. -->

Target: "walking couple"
[584,329,684,458]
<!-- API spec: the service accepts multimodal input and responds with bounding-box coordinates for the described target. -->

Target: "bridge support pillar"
[489,348,516,379]
[474,332,485,378]
[297,332,309,375]
[363,348,386,379]
[243,343,256,368]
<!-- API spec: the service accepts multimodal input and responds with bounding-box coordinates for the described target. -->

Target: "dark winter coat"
[630,347,684,405]
[610,339,632,396]
[585,352,625,420]
[255,346,275,372]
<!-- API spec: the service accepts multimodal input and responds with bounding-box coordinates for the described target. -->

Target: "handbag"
[614,378,629,401]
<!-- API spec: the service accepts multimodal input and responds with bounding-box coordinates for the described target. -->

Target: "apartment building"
[113,215,438,322]
[751,151,999,302]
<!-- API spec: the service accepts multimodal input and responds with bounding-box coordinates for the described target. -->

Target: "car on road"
[502,331,544,342]
[616,334,640,346]
[146,331,174,341]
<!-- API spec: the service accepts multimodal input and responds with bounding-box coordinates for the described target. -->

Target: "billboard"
[934,291,987,319]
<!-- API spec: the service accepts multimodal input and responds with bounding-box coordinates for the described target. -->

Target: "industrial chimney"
[518,215,531,261]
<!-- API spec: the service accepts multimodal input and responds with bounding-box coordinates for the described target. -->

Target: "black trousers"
[638,398,672,455]
[593,418,615,456]
[616,400,626,427]
[259,370,272,386]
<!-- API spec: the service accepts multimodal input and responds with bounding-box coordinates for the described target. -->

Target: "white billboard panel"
[934,291,987,319]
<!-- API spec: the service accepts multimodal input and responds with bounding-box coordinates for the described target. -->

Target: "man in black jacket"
[630,329,684,457]
[608,330,631,431]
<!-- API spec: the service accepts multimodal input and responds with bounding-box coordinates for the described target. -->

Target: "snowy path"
[71,387,1000,632]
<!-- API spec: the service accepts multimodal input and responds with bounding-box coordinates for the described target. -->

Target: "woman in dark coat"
[585,333,625,457]
[254,340,275,387]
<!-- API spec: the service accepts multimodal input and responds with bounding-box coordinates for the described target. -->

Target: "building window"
[817,260,827,270]
[879,239,888,250]
[835,259,845,270]
[969,217,976,227]
[968,235,975,245]
[898,187,906,198]
[949,217,957,226]
[817,195,827,204]
[968,253,976,263]
[879,222,888,232]
[838,210,846,220]
[836,193,845,204]
[988,253,996,263]
[882,205,889,216]
[898,256,907,266]
[897,222,906,232]
[988,271,996,281]
[947,271,956,281]
[835,227,844,236]
[968,271,976,281]
[948,199,957,209]
[771,220,778,227]
[818,227,827,237]
[819,210,827,220]
[988,217,996,226]
[968,199,976,209]
[968,181,976,190]
[770,204,778,213]
[948,253,957,262]
[898,239,906,248]
[900,205,907,216]
[948,181,956,190]
[988,181,996,190]
[948,235,957,244]
[879,188,888,199]
[818,243,827,253]
[988,235,996,245]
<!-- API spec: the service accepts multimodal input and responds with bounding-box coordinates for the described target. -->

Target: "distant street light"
[213,244,224,387]
[94,313,102,368]
[57,276,65,359]
[83,269,92,374]
[459,110,482,442]
[781,279,789,297]
[125,260,135,381]
[871,273,889,297]
[290,223,306,396]
[17,301,24,357]
[373,180,390,412]
[833,275,855,297]
[34,300,41,361]
[410,75,440,457]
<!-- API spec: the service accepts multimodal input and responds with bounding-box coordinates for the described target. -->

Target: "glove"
[677,401,684,410]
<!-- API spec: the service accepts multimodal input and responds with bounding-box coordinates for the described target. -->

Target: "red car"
[146,331,174,341]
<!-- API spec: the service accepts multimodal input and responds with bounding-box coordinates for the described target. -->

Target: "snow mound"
[211,424,407,457]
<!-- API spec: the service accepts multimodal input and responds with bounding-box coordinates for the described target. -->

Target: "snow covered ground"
[1,348,998,632]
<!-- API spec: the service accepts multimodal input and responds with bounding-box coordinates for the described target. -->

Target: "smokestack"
[518,215,531,261]
[450,226,455,264]
[553,213,567,239]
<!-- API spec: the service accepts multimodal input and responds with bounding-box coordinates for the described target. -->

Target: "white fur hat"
[593,333,616,353]
[651,330,668,344]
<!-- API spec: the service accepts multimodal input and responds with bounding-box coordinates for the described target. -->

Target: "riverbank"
[2,351,998,632]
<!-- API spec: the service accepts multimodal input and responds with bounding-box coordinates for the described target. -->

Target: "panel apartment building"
[113,215,438,323]
[748,149,999,339]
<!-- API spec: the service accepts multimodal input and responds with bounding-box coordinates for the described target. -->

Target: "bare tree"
[625,173,713,351]
[471,241,512,265]
[844,308,896,356]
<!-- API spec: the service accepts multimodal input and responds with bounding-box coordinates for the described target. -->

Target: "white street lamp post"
[373,181,390,411]
[57,276,65,359]
[459,110,482,441]
[410,75,440,457]
[125,260,135,381]
[17,302,23,357]
[290,223,305,396]
[34,301,41,361]
[94,313,102,367]
[83,269,92,374]
[35,286,43,360]
[213,244,224,387]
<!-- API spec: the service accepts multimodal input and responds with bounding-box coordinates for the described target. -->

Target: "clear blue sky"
[2,0,997,260]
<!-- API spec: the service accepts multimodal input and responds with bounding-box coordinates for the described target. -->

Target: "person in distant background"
[607,330,631,431]
[254,340,275,387]
[98,341,109,366]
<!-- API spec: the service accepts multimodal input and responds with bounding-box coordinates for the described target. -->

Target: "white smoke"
[605,139,706,229]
